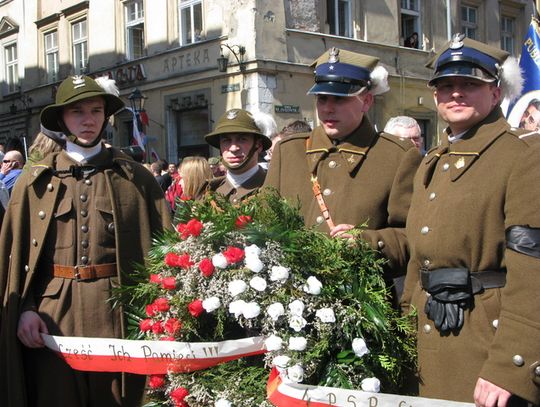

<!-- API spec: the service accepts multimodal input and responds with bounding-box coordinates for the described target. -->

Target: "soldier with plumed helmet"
[401,34,540,406]
[264,47,422,294]
[0,74,172,406]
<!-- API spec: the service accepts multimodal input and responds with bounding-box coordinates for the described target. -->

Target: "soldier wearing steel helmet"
[264,48,422,290]
[203,108,271,203]
[401,34,540,406]
[0,75,171,406]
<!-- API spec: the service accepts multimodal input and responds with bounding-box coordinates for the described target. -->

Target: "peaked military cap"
[205,109,272,150]
[307,47,381,96]
[427,34,509,86]
[41,75,125,131]
[208,156,221,165]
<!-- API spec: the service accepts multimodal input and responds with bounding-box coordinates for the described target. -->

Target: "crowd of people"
[0,32,539,407]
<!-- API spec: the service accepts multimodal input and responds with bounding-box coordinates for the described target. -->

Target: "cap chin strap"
[221,140,259,172]
[57,119,108,148]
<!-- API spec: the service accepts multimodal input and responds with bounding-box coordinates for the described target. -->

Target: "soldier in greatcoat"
[0,75,172,406]
[401,34,540,406]
[204,108,272,203]
[264,48,422,280]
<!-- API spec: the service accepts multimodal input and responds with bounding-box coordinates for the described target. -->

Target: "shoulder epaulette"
[378,132,416,151]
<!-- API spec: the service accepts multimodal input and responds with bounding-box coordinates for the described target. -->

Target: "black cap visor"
[429,63,496,87]
[307,81,367,96]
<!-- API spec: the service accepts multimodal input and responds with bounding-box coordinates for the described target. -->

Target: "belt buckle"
[74,265,81,281]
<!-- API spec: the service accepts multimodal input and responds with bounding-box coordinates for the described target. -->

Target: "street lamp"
[128,87,146,114]
[217,44,246,73]
[128,87,148,162]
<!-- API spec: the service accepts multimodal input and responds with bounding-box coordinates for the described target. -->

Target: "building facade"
[0,0,534,162]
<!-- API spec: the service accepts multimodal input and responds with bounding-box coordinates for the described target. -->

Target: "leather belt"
[52,263,117,281]
[421,268,506,291]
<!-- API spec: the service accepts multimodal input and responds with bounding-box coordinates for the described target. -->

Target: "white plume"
[369,65,390,95]
[94,75,120,96]
[499,56,523,102]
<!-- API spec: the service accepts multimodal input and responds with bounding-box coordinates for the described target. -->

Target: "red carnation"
[139,318,153,332]
[198,258,215,277]
[165,253,194,269]
[235,215,253,229]
[153,298,170,312]
[148,374,166,389]
[160,336,176,341]
[146,303,157,317]
[176,218,204,239]
[170,387,189,405]
[188,299,204,317]
[223,246,245,264]
[161,276,177,290]
[152,321,164,334]
[164,317,182,335]
[149,274,162,284]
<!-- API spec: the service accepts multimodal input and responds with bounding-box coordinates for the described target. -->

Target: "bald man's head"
[3,150,24,169]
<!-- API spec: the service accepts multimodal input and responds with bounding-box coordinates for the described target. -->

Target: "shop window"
[501,16,515,54]
[171,91,210,159]
[179,0,203,46]
[125,0,145,60]
[401,0,421,48]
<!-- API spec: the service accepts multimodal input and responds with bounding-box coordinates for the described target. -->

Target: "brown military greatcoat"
[207,166,266,204]
[0,147,172,406]
[264,117,422,273]
[401,108,540,404]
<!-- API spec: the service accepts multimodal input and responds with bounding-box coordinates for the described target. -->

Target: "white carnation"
[272,355,291,368]
[243,302,261,319]
[249,276,267,292]
[245,255,264,273]
[288,300,305,316]
[270,265,290,282]
[288,315,307,332]
[286,364,304,383]
[212,253,228,269]
[303,276,322,295]
[228,300,246,318]
[228,279,247,297]
[215,399,232,407]
[352,338,369,358]
[315,308,336,323]
[244,244,261,257]
[288,336,307,351]
[267,302,285,321]
[361,377,381,393]
[202,296,221,313]
[264,334,283,351]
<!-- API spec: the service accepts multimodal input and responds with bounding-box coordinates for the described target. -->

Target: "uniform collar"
[306,117,377,174]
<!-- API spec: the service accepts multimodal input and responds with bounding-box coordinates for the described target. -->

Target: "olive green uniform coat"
[207,166,266,204]
[0,147,172,407]
[264,117,422,274]
[401,108,540,404]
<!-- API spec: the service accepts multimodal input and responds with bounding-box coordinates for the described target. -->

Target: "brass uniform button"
[423,324,432,334]
[429,192,436,200]
[316,216,324,224]
[47,183,54,192]
[421,226,429,235]
[377,240,385,249]
[512,355,525,367]
[38,210,46,219]
[328,160,337,168]
[442,163,450,171]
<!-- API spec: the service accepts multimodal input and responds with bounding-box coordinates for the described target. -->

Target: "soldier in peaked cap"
[401,34,540,406]
[264,47,422,298]
[0,75,171,406]
[203,108,271,203]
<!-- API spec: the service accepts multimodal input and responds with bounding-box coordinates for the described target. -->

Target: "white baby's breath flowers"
[288,300,305,316]
[270,265,290,282]
[245,256,264,273]
[288,336,307,351]
[249,276,267,292]
[214,399,232,407]
[315,308,336,323]
[264,334,283,351]
[361,377,381,393]
[212,253,228,269]
[243,302,261,319]
[286,364,304,383]
[202,296,221,313]
[267,302,285,321]
[228,300,246,318]
[244,244,261,257]
[228,280,248,297]
[303,276,322,295]
[352,338,369,357]
[288,315,307,332]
